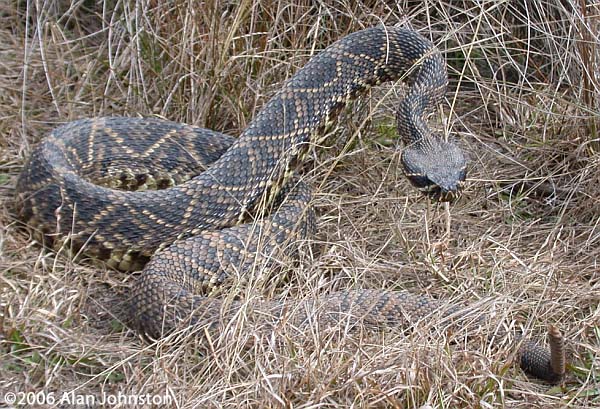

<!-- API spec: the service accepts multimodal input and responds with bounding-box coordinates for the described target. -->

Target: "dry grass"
[1,0,599,407]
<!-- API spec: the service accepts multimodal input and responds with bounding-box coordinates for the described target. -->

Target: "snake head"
[401,138,467,202]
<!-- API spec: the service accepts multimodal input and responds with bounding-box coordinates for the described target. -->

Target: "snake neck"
[396,45,448,147]
[397,95,435,148]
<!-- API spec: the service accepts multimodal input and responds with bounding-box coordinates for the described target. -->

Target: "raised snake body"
[15,26,562,382]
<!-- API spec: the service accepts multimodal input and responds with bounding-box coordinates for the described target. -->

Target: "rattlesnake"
[15,26,563,382]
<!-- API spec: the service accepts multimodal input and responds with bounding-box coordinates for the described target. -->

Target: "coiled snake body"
[16,26,563,382]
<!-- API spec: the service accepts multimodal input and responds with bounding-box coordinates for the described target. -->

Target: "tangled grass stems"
[1,1,598,407]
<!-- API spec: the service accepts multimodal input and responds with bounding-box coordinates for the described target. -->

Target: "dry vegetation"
[1,0,599,407]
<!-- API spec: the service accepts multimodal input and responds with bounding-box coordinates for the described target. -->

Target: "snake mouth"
[404,172,465,202]
[426,186,460,202]
[416,183,461,202]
